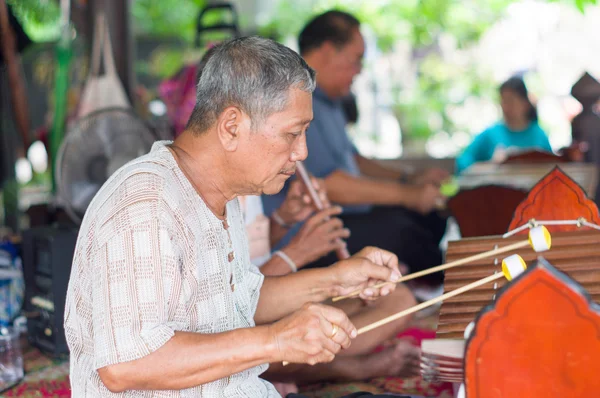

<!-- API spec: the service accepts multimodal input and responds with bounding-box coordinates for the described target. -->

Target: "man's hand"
[276,178,329,225]
[412,167,450,186]
[284,206,350,269]
[402,183,446,214]
[268,303,356,365]
[329,247,402,301]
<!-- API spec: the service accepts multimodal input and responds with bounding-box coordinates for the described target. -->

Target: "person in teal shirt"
[456,76,552,173]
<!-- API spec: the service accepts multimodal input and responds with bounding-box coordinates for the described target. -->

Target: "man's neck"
[171,130,235,218]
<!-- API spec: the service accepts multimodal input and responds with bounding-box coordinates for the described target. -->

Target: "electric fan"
[55,107,156,224]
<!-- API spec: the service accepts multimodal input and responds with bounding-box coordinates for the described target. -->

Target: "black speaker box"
[21,226,78,357]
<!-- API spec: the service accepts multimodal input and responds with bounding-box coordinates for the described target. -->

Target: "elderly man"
[262,11,449,288]
[64,37,404,397]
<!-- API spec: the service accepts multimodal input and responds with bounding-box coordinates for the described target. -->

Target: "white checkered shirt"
[64,141,279,397]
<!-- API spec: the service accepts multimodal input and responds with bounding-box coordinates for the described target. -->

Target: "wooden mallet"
[283,255,528,365]
[332,225,551,302]
[357,254,528,335]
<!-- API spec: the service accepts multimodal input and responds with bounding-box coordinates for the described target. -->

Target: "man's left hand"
[277,177,330,225]
[412,168,450,186]
[329,247,402,301]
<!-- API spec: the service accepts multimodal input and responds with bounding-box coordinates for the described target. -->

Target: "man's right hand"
[268,303,356,365]
[404,183,446,214]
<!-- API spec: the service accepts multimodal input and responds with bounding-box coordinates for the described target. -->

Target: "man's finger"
[320,334,343,355]
[359,248,401,276]
[359,259,401,284]
[316,217,344,234]
[306,207,343,229]
[319,305,357,339]
[326,227,350,242]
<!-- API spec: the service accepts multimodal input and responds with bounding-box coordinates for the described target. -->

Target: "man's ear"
[216,106,245,151]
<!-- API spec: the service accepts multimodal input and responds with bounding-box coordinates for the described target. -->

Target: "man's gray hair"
[187,36,316,134]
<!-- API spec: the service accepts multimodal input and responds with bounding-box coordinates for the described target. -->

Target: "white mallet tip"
[528,225,551,252]
[502,254,527,281]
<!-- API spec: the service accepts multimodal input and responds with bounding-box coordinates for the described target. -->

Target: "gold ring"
[330,324,339,339]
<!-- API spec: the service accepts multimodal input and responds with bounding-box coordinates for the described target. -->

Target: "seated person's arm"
[354,153,406,180]
[456,130,490,173]
[302,121,412,206]
[255,247,402,324]
[301,125,443,212]
[324,169,443,214]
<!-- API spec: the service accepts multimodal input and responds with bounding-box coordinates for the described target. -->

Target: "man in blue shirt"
[262,11,450,285]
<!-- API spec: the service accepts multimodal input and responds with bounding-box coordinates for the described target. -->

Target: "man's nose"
[291,134,308,162]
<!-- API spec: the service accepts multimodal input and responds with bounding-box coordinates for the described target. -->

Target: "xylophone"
[423,259,600,397]
[282,223,551,367]
[283,252,535,366]
[439,219,600,339]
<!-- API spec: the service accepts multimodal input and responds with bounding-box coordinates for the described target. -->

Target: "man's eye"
[289,132,301,137]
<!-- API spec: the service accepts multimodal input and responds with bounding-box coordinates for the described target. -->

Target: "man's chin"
[263,176,290,195]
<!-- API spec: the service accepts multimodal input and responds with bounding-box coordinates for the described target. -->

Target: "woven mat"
[3,328,453,397]
[2,338,70,397]
[298,328,454,398]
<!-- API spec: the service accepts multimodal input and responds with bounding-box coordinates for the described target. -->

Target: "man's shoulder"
[83,148,182,227]
[100,152,177,199]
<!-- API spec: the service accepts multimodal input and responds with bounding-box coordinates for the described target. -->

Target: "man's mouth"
[280,169,296,176]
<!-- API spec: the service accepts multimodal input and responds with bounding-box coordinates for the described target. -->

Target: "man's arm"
[255,268,335,323]
[324,170,415,207]
[100,300,361,392]
[355,154,406,180]
[255,248,402,324]
[260,255,296,277]
[98,327,275,392]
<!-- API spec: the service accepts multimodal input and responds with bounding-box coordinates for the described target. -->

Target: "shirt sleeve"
[92,202,182,369]
[304,117,342,178]
[536,125,553,152]
[456,130,490,174]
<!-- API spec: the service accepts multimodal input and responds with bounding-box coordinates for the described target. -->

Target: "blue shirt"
[261,87,370,249]
[456,122,552,173]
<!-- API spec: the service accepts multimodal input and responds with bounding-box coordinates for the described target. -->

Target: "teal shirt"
[456,122,552,173]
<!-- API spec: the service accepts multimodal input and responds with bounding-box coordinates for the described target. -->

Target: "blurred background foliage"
[8,0,598,156]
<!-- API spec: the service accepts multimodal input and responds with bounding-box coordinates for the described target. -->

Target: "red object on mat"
[372,328,437,353]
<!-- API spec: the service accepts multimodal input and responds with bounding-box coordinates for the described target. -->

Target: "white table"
[457,163,598,198]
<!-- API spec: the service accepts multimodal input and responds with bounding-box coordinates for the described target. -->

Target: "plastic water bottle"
[0,327,24,390]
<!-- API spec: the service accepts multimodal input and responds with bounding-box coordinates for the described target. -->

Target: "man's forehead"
[277,110,313,129]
